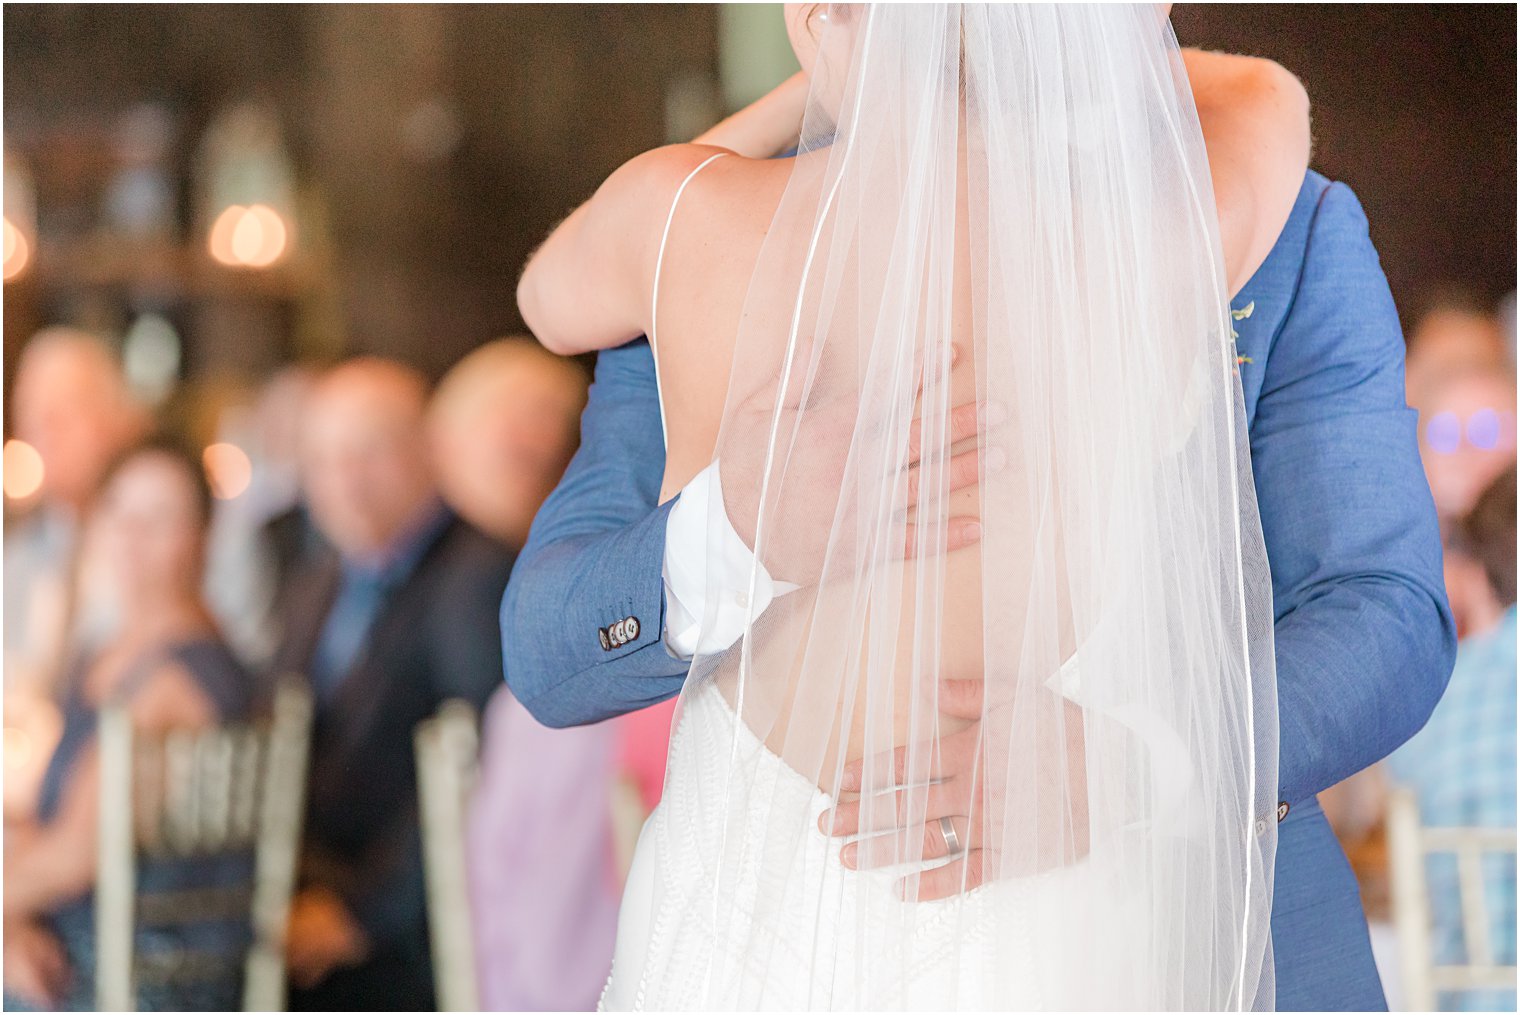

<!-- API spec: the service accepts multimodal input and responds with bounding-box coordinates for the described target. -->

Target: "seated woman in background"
[3,435,254,1011]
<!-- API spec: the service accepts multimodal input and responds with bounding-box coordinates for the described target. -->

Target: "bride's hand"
[692,72,809,159]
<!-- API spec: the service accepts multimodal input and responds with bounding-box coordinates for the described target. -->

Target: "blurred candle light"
[209,204,288,268]
[3,215,29,281]
[198,103,298,272]
[4,152,36,284]
[3,439,45,500]
[203,442,253,499]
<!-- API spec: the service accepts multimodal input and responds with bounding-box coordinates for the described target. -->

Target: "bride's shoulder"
[599,143,788,271]
[516,142,782,358]
[1184,50,1310,146]
[1184,50,1312,292]
[599,143,774,218]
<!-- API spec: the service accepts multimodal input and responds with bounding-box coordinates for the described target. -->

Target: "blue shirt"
[501,172,1457,1011]
[310,501,453,699]
[1390,607,1517,1011]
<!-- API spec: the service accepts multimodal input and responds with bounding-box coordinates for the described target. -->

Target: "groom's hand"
[820,678,998,901]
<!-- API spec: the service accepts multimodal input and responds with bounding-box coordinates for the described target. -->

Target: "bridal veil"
[664,5,1279,1008]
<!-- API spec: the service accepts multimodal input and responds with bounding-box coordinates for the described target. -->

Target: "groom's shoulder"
[1236,170,1383,341]
[1255,170,1371,283]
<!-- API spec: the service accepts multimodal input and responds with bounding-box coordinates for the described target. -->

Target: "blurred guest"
[427,337,587,548]
[275,357,512,1010]
[5,328,147,686]
[3,436,253,1011]
[1411,362,1516,646]
[204,365,322,666]
[1415,362,1517,523]
[465,691,621,1011]
[1389,464,1517,1011]
[244,366,326,599]
[1499,291,1517,365]
[429,340,623,1009]
[1405,296,1511,411]
[4,328,147,818]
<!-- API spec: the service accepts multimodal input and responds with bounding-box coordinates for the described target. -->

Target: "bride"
[520,5,1305,1010]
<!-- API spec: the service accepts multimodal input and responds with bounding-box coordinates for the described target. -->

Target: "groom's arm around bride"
[500,111,1453,1015]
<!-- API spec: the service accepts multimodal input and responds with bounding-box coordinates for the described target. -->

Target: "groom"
[502,163,1453,1010]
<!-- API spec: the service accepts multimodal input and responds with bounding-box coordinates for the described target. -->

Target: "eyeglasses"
[1423,407,1516,454]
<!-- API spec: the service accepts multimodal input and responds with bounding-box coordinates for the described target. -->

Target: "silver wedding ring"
[939,815,963,856]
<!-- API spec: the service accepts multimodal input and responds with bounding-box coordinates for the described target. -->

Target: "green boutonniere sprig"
[1231,300,1255,367]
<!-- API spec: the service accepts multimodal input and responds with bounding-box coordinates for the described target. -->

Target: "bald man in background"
[428,338,588,548]
[431,340,629,1010]
[273,357,513,1011]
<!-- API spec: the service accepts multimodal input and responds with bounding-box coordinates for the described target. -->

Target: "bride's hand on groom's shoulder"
[691,71,809,159]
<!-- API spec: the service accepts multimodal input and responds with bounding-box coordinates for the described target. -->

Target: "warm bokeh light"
[203,442,253,499]
[3,215,30,281]
[3,439,45,500]
[208,203,288,268]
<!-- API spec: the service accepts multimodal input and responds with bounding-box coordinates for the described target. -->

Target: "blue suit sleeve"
[1250,182,1457,806]
[501,339,689,727]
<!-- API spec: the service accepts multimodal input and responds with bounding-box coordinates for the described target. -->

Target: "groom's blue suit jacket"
[501,171,1456,1011]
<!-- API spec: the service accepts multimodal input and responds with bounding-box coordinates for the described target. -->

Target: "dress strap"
[649,151,729,449]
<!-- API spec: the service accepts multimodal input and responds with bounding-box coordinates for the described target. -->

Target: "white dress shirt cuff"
[663,462,792,661]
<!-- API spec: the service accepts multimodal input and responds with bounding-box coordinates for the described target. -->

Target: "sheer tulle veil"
[664,4,1279,1009]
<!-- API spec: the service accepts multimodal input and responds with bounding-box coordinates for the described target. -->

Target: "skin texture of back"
[517,17,1310,796]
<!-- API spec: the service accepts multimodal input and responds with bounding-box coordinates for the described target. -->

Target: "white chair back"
[415,698,481,1012]
[1388,785,1518,1010]
[95,678,313,1011]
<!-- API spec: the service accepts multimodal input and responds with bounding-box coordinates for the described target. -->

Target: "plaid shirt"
[1390,606,1517,1011]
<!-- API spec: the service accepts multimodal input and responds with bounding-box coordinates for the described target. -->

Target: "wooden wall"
[3,4,1513,394]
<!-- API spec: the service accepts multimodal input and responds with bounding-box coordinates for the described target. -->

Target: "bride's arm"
[691,72,808,158]
[1183,49,1312,294]
[516,143,722,357]
[518,76,806,357]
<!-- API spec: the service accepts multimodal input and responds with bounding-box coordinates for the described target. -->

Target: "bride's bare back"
[519,46,1309,789]
[523,45,1309,483]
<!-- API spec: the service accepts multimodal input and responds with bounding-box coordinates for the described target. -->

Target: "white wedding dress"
[604,678,1163,1010]
[600,5,1279,1011]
